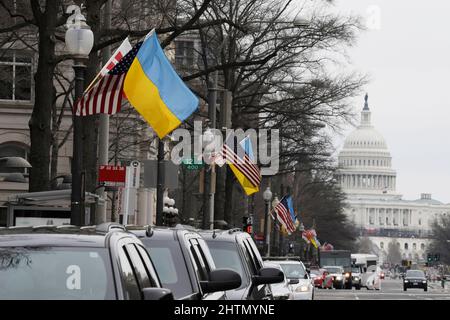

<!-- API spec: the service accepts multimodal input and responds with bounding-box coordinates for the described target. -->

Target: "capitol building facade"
[337,95,450,264]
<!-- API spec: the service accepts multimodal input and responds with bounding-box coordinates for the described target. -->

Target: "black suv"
[0,224,173,300]
[403,269,428,292]
[129,225,242,300]
[199,229,284,300]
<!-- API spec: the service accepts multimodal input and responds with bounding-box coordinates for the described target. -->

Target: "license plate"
[413,282,418,285]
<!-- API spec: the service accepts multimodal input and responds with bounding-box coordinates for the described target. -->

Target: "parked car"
[199,229,284,300]
[323,266,345,289]
[0,224,174,300]
[128,225,241,300]
[404,270,428,292]
[265,258,314,300]
[264,262,293,300]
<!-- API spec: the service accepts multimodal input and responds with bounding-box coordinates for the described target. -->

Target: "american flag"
[100,38,132,76]
[221,135,262,188]
[272,197,297,235]
[74,41,143,116]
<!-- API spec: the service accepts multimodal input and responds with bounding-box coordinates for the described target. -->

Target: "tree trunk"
[28,1,59,192]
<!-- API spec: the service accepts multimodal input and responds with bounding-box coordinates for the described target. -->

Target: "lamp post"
[65,5,94,226]
[263,187,273,257]
[203,127,216,230]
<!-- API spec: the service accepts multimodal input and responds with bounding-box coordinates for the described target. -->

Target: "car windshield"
[406,270,425,278]
[279,263,306,279]
[0,247,115,300]
[143,239,194,299]
[352,267,361,273]
[206,241,248,289]
[325,267,342,274]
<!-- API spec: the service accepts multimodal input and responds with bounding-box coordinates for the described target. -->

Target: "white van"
[351,254,381,290]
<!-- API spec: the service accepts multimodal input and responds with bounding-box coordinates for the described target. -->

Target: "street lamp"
[65,5,94,226]
[263,187,273,257]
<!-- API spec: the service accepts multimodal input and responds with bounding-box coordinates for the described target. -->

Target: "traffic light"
[434,253,440,262]
[243,217,253,234]
[427,254,433,263]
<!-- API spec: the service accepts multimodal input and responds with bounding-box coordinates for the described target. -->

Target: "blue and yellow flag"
[222,135,261,196]
[124,31,199,138]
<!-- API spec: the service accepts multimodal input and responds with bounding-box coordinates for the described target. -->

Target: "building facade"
[337,95,450,264]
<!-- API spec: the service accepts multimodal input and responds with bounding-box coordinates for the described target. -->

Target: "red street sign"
[99,165,126,187]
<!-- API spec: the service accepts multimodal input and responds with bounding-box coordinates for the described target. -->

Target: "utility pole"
[208,71,218,230]
[156,139,165,226]
[279,183,285,256]
[96,0,112,224]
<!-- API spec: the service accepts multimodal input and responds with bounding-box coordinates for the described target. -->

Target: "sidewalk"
[429,281,449,293]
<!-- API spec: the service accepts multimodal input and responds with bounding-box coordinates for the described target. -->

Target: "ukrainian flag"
[124,32,199,138]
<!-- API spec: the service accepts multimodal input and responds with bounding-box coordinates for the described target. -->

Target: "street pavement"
[314,278,450,300]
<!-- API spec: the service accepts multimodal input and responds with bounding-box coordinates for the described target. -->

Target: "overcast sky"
[320,0,450,204]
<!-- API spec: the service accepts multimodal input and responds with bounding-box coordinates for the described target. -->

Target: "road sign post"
[122,161,140,225]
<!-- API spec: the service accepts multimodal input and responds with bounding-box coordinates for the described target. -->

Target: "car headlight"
[354,277,360,281]
[345,273,350,278]
[296,286,309,293]
[336,276,342,281]
[404,280,409,283]
[422,281,427,283]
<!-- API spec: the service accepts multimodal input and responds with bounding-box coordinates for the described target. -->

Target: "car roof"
[0,224,131,248]
[263,257,304,265]
[127,225,202,242]
[198,229,249,242]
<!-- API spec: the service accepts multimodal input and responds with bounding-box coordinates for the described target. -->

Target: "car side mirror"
[304,274,309,280]
[142,288,174,300]
[289,279,300,285]
[253,267,284,286]
[200,269,242,294]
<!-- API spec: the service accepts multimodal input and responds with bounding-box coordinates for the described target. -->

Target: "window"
[404,243,408,250]
[241,240,258,276]
[0,207,6,227]
[413,243,417,251]
[246,239,264,271]
[118,246,141,300]
[207,241,249,289]
[369,210,375,225]
[421,244,425,251]
[189,239,209,282]
[0,247,116,300]
[0,50,32,101]
[380,242,384,249]
[175,40,195,68]
[135,245,160,287]
[145,239,194,299]
[125,244,153,290]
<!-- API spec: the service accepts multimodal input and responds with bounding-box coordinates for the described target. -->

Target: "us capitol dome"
[335,94,450,264]
[337,94,401,200]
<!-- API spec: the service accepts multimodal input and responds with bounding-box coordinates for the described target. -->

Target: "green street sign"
[182,158,205,170]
